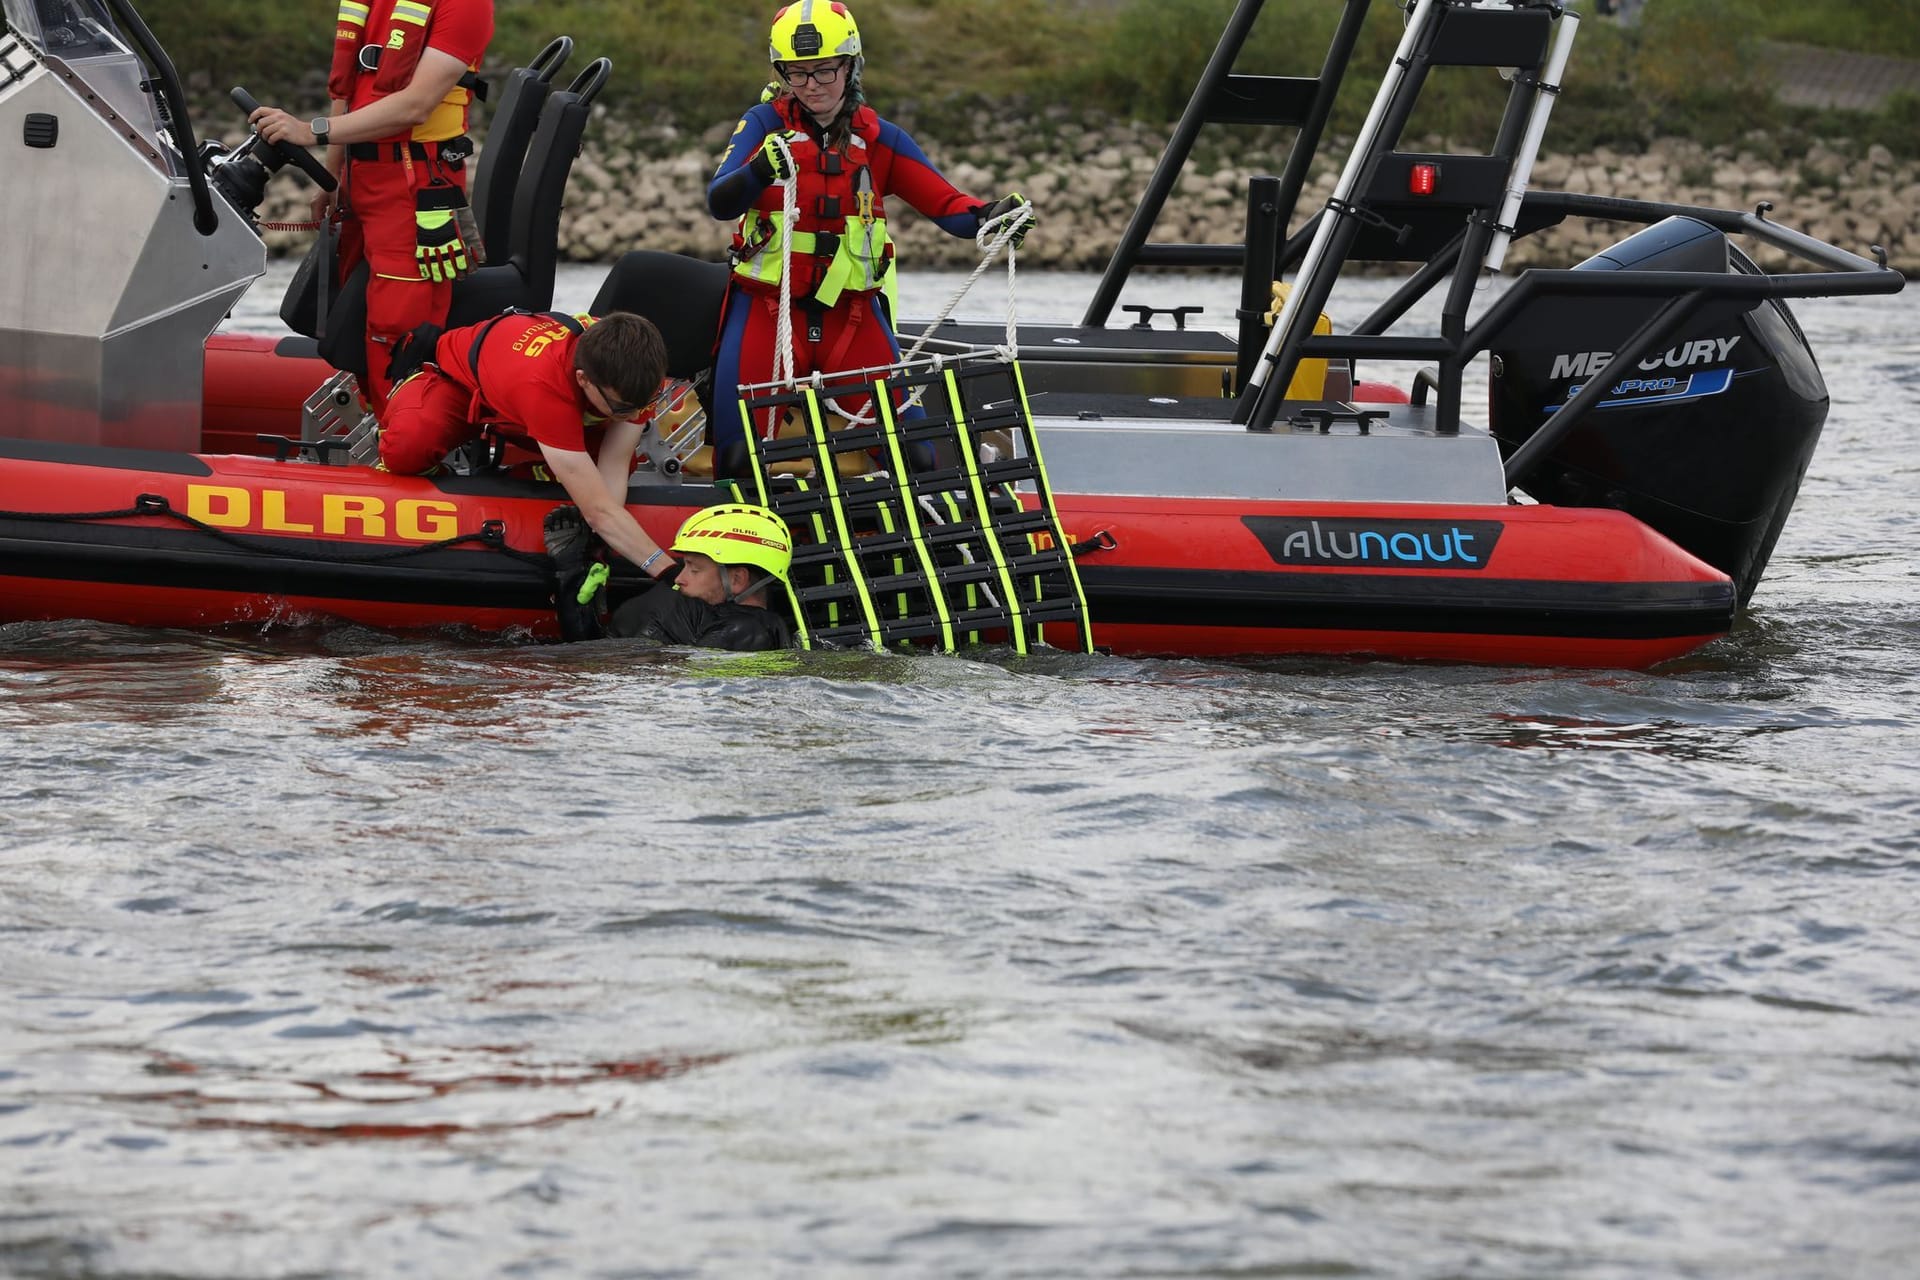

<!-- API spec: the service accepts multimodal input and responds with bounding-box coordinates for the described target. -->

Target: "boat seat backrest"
[591,250,730,383]
[490,59,608,317]
[468,36,573,260]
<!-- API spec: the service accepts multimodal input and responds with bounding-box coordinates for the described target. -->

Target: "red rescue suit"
[709,94,984,449]
[378,312,619,475]
[329,0,493,411]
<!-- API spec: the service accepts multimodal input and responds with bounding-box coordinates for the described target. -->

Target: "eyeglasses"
[779,60,847,88]
[597,386,640,417]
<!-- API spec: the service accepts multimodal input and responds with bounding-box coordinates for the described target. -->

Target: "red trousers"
[378,367,478,474]
[337,152,464,411]
[715,289,905,449]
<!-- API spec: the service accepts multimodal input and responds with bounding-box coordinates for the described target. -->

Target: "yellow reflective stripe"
[731,213,894,304]
[391,1,432,27]
[338,1,370,25]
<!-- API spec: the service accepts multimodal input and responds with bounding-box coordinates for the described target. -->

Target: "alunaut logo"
[1245,517,1505,570]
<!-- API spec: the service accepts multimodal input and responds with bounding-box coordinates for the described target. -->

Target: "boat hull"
[0,440,1734,667]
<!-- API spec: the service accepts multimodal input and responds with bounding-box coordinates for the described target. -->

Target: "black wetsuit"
[605,587,793,651]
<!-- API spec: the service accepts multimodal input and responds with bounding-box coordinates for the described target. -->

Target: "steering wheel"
[230,87,338,191]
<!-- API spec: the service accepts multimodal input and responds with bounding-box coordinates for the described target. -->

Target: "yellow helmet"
[671,504,793,585]
[769,1,861,64]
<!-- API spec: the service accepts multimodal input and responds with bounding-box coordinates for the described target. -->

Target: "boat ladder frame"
[1084,0,1904,478]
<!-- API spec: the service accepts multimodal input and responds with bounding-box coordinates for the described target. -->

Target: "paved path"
[1764,42,1920,111]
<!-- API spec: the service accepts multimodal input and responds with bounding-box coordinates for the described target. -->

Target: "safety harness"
[729,99,891,310]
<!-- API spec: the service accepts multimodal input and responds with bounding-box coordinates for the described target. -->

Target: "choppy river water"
[2,266,1917,1278]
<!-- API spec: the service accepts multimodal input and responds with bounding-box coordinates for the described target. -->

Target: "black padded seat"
[590,249,731,382]
[469,36,573,259]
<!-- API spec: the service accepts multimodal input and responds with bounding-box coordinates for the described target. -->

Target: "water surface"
[3,273,1916,1278]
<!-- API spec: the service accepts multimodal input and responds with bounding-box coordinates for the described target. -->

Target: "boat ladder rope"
[0,494,554,573]
[761,132,1033,429]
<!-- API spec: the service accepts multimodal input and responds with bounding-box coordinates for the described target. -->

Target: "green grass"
[128,0,1920,160]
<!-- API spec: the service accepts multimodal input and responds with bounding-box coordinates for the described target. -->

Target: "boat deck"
[1031,396,1510,505]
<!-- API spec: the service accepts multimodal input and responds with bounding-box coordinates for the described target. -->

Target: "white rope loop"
[764,168,1032,431]
[770,132,800,420]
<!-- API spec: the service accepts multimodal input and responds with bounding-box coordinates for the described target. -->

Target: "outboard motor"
[1489,216,1829,605]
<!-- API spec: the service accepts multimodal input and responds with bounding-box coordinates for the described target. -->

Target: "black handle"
[231,86,338,191]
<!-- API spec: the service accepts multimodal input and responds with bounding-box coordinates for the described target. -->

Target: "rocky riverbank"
[253,116,1919,275]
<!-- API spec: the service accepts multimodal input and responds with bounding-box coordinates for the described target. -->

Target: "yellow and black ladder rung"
[875,616,949,646]
[832,479,906,515]
[738,352,1093,654]
[899,467,979,496]
[978,459,1044,489]
[756,437,821,466]
[836,526,918,557]
[862,565,938,594]
[810,622,880,648]
[768,489,837,520]
[892,413,960,443]
[926,561,1002,591]
[792,581,865,608]
[919,520,991,548]
[946,612,1018,641]
[981,509,1055,537]
[814,423,890,455]
[1001,553,1077,582]
[790,543,858,571]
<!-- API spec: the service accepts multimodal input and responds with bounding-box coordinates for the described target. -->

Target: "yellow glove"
[414,184,476,283]
[415,208,469,283]
[748,135,794,185]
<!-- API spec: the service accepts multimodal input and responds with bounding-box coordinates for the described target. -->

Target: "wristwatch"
[310,116,332,144]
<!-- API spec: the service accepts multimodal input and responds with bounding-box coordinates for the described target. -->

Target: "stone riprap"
[251,121,1918,275]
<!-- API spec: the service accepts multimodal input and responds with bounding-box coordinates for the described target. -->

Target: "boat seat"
[469,36,573,260]
[591,249,731,384]
[311,56,611,380]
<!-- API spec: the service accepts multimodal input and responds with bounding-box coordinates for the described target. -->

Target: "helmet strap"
[726,571,776,605]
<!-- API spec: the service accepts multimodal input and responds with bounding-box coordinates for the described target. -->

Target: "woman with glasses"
[704,1,1034,476]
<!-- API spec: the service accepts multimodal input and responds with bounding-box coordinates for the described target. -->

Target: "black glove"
[543,506,605,642]
[747,135,794,186]
[979,192,1036,248]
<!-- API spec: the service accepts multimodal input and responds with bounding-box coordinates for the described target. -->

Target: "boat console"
[0,0,263,451]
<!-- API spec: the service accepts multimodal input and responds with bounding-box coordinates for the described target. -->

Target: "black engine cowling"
[1489,216,1829,606]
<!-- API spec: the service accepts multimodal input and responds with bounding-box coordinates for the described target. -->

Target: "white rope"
[768,132,800,440]
[826,200,1031,425]
[759,160,1034,430]
[901,200,1032,367]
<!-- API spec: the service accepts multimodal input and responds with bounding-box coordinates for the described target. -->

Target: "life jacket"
[328,0,484,140]
[730,97,894,309]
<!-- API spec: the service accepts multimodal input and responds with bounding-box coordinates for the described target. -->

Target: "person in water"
[704,0,1036,475]
[546,503,795,651]
[248,0,495,413]
[379,310,678,584]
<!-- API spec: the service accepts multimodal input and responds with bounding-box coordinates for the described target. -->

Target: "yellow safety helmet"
[769,1,861,64]
[672,504,793,585]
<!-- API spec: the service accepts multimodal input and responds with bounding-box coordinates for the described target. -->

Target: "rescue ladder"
[730,352,1094,655]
